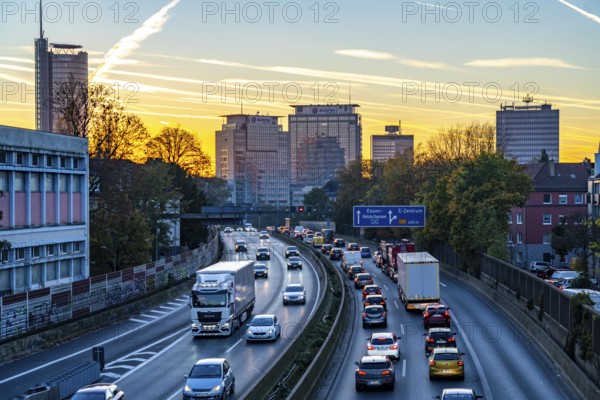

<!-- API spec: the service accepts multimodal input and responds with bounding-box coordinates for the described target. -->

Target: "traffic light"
[298,205,305,213]
[289,206,296,213]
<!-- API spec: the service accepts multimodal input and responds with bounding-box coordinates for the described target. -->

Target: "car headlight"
[283,296,289,300]
[247,329,253,335]
[212,385,222,392]
[268,329,273,334]
[222,322,230,329]
[184,385,192,392]
[299,295,305,299]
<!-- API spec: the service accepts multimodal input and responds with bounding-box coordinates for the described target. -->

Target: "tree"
[303,187,331,214]
[0,209,11,255]
[146,126,212,177]
[441,153,531,266]
[551,223,574,265]
[194,177,231,206]
[552,213,599,276]
[539,149,549,162]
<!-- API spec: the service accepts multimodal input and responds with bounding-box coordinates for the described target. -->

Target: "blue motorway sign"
[353,205,426,228]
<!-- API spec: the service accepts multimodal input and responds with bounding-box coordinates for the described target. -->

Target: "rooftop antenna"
[40,0,43,38]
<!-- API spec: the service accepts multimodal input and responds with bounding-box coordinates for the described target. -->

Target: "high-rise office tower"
[215,114,290,206]
[289,104,362,185]
[496,99,559,164]
[35,3,88,134]
[371,123,414,162]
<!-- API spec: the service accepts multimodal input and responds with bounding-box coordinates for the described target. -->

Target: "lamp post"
[100,246,117,272]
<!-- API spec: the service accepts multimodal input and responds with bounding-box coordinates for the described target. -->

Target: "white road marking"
[100,372,121,379]
[104,364,135,370]
[129,318,149,324]
[383,284,389,291]
[225,338,245,354]
[440,282,447,287]
[132,351,157,356]
[147,309,168,315]
[400,324,404,335]
[139,313,159,319]
[394,300,399,309]
[159,305,176,310]
[116,357,147,363]
[402,359,406,377]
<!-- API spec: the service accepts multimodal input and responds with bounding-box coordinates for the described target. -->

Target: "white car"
[528,260,551,272]
[245,314,281,341]
[367,332,400,361]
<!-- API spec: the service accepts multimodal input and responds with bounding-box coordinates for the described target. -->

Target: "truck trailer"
[189,261,256,336]
[397,252,440,311]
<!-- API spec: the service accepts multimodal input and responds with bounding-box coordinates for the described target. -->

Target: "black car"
[287,256,302,270]
[333,238,345,248]
[424,327,456,355]
[329,248,343,260]
[253,263,268,278]
[354,355,395,391]
[256,247,270,260]
[284,246,300,258]
[321,243,333,255]
[362,305,387,328]
[235,241,247,252]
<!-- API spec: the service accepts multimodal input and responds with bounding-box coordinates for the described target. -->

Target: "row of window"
[0,151,83,169]
[0,242,83,263]
[543,193,583,205]
[0,172,82,192]
[0,258,85,292]
[509,213,582,226]
[508,233,553,245]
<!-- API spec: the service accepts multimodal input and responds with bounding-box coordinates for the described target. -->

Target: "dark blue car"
[360,247,371,258]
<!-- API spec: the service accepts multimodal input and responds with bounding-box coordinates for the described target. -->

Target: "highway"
[316,242,579,400]
[0,231,321,399]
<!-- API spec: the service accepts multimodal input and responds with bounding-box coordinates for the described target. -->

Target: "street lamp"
[100,245,117,272]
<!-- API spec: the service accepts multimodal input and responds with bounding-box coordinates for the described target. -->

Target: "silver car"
[366,332,401,361]
[183,358,235,400]
[245,314,281,342]
[282,283,306,305]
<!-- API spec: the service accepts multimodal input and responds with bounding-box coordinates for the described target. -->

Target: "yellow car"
[428,347,464,380]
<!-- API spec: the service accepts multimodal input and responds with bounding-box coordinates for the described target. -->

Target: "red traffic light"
[298,206,305,213]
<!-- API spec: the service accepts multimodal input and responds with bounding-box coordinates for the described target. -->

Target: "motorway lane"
[0,231,320,400]
[113,231,321,399]
[320,244,577,400]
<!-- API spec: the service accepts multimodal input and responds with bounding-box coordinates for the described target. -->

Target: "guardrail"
[239,233,347,400]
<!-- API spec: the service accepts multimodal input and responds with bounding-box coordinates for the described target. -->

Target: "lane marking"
[225,338,244,354]
[147,309,168,315]
[132,351,157,356]
[139,313,159,319]
[100,372,121,379]
[402,359,406,377]
[400,324,404,335]
[129,318,149,324]
[440,282,447,287]
[104,364,135,370]
[394,300,399,309]
[116,357,147,363]
[383,284,389,291]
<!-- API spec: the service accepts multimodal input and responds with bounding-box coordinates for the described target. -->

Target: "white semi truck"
[189,261,256,336]
[397,252,440,311]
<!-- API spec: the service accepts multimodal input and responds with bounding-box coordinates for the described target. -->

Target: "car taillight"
[426,338,434,343]
[443,311,449,317]
[448,337,455,342]
[367,345,375,350]
[379,301,385,305]
[357,370,367,376]
[362,313,367,318]
[381,370,391,375]
[429,361,436,366]
[390,345,398,350]
[424,313,430,318]
[381,313,386,317]
[458,360,463,366]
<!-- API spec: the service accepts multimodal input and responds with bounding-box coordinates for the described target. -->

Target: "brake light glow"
[381,313,386,317]
[390,345,398,350]
[429,361,436,366]
[367,345,375,350]
[381,370,391,375]
[458,360,463,366]
[424,313,430,318]
[357,370,367,376]
[426,338,435,343]
[448,337,455,342]
[362,313,367,318]
[443,311,449,317]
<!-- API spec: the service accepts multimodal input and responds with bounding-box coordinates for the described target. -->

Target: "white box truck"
[397,252,440,311]
[189,261,256,336]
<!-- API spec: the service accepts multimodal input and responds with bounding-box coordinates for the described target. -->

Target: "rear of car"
[354,355,395,391]
[354,273,374,288]
[71,384,125,400]
[348,265,365,279]
[367,332,400,361]
[364,294,387,310]
[329,248,343,260]
[334,238,345,248]
[428,348,464,380]
[362,305,387,328]
[423,304,451,329]
[424,327,456,355]
[360,247,372,258]
[362,285,382,299]
[312,236,324,248]
[321,244,333,255]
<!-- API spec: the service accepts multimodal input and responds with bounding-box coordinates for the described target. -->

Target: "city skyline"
[1,0,599,164]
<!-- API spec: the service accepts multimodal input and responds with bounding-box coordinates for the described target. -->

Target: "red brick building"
[509,161,590,268]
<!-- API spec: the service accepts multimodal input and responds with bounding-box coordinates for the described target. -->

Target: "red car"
[423,303,451,329]
[362,285,381,299]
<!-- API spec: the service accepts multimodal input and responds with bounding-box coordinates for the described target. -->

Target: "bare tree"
[146,126,212,177]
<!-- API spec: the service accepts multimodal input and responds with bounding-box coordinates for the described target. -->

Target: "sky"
[1,0,599,165]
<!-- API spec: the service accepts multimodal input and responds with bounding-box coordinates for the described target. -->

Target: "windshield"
[192,292,228,307]
[254,264,267,270]
[250,317,274,326]
[287,247,297,251]
[189,364,222,378]
[71,394,106,400]
[365,307,384,314]
[371,337,393,345]
[434,353,459,361]
[289,257,301,262]
[285,286,304,293]
[360,361,391,369]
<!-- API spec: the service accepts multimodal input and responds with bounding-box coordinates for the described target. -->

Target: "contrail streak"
[557,0,600,24]
[91,0,180,81]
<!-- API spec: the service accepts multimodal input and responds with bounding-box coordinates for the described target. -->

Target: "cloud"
[557,0,600,24]
[0,57,34,64]
[335,49,395,60]
[335,49,446,69]
[0,63,34,73]
[465,57,584,69]
[91,0,180,81]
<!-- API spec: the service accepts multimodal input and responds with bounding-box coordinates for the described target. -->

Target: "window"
[32,246,41,258]
[575,193,583,204]
[507,213,513,224]
[73,242,81,253]
[60,157,67,168]
[16,248,25,260]
[0,171,7,191]
[31,265,42,285]
[73,175,82,193]
[543,214,552,225]
[60,260,70,278]
[30,173,41,192]
[517,233,523,244]
[0,249,8,262]
[559,194,567,205]
[46,245,55,256]
[73,158,79,169]
[60,243,69,254]
[46,156,53,167]
[543,234,551,244]
[543,194,551,204]
[46,262,56,281]
[16,152,23,165]
[14,172,25,191]
[507,233,512,243]
[32,154,39,166]
[517,213,523,224]
[559,214,566,224]
[73,258,83,277]
[59,175,68,192]
[0,151,6,163]
[45,173,55,191]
